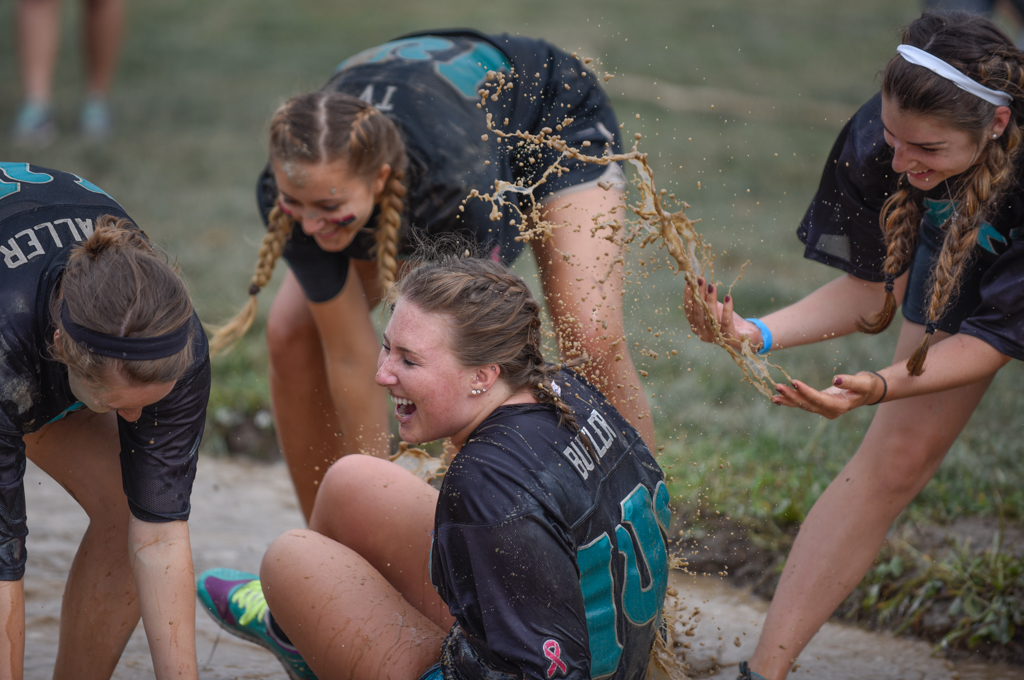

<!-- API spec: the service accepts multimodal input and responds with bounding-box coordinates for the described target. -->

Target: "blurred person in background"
[12,0,123,146]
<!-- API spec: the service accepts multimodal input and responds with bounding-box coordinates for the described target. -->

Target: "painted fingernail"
[834,377,843,386]
[724,295,731,303]
[707,284,713,293]
[698,278,704,286]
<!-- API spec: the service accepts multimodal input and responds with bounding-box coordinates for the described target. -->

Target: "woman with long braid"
[212,31,653,520]
[686,12,1024,679]
[198,255,669,680]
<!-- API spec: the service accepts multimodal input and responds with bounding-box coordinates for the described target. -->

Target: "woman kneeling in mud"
[199,255,669,680]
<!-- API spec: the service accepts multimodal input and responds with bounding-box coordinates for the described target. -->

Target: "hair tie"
[897,45,1013,106]
[884,277,894,294]
[60,300,190,360]
[865,370,888,406]
[248,283,261,296]
[925,321,938,335]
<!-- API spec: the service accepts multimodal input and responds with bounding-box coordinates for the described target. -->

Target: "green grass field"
[3,0,1023,646]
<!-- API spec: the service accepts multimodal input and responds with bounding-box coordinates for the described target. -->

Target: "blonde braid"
[857,185,922,334]
[375,172,406,295]
[209,205,294,355]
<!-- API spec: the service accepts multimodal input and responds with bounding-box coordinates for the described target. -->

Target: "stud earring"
[471,389,480,395]
[993,133,999,139]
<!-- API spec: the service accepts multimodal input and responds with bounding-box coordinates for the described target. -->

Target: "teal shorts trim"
[418,663,443,680]
[46,401,86,425]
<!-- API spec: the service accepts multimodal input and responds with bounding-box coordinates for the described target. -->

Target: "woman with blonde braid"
[199,255,668,680]
[684,12,1024,679]
[212,30,653,520]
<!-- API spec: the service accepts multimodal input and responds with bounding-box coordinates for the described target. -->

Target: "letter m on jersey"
[576,481,670,678]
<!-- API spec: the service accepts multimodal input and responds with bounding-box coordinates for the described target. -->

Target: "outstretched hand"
[771,371,885,419]
[683,278,763,351]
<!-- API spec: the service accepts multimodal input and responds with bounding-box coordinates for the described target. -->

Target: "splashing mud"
[469,68,791,398]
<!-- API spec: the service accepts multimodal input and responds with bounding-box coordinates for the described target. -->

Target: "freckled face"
[67,369,176,423]
[374,299,479,445]
[273,159,389,252]
[881,95,992,190]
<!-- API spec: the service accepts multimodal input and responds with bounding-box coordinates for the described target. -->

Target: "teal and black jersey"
[0,164,210,580]
[430,370,668,680]
[799,93,1024,357]
[257,29,623,303]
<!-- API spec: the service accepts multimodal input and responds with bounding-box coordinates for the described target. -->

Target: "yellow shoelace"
[230,580,268,627]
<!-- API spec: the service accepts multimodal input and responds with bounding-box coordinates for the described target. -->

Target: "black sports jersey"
[256,29,623,303]
[0,163,211,580]
[798,93,1024,359]
[431,370,668,680]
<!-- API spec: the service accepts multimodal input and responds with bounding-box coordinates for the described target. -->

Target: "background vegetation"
[2,0,1021,656]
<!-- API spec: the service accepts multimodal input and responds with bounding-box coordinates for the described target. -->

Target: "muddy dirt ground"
[20,458,1024,679]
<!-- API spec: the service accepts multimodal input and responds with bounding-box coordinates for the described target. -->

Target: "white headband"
[897,45,1013,107]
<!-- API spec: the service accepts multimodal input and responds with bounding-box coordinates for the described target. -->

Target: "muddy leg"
[24,409,139,680]
[531,184,656,447]
[749,321,994,679]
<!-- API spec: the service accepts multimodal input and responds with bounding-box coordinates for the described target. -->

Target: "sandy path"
[24,457,302,679]
[20,457,1023,679]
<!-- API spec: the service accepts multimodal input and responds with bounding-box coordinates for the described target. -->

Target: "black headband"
[60,301,190,360]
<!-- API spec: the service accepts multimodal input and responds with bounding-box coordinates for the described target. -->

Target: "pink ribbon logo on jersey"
[543,639,567,677]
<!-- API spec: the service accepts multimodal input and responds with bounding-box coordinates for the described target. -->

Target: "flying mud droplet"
[466,80,792,398]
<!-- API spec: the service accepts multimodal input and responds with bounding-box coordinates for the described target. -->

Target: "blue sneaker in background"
[11,101,56,148]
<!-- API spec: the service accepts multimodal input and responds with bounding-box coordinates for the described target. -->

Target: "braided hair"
[394,256,589,435]
[210,91,409,354]
[857,11,1024,375]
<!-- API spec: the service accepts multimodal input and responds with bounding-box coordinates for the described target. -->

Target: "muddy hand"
[683,278,760,350]
[771,372,881,419]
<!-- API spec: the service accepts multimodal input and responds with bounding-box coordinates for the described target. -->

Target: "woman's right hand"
[684,277,763,351]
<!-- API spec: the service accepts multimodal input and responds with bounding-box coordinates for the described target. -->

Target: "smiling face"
[273,158,389,252]
[68,368,176,422]
[881,95,1008,190]
[375,298,488,445]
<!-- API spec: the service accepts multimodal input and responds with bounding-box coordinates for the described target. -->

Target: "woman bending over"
[212,30,654,520]
[0,163,211,679]
[685,12,1024,679]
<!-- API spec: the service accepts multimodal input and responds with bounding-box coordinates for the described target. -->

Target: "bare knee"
[261,528,315,602]
[267,304,319,371]
[310,455,386,522]
[857,437,945,500]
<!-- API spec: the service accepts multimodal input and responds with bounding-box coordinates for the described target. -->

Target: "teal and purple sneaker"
[196,568,317,680]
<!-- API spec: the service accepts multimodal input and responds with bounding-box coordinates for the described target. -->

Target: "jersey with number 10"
[431,370,669,680]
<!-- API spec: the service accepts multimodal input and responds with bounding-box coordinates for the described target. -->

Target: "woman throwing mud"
[685,12,1024,680]
[199,255,669,680]
[0,163,210,679]
[211,30,652,519]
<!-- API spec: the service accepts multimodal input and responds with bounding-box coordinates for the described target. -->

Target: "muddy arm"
[129,517,198,680]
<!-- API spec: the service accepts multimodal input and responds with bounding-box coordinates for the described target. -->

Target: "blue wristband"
[745,318,773,355]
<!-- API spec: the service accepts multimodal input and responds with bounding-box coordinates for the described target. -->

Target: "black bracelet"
[865,370,888,405]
